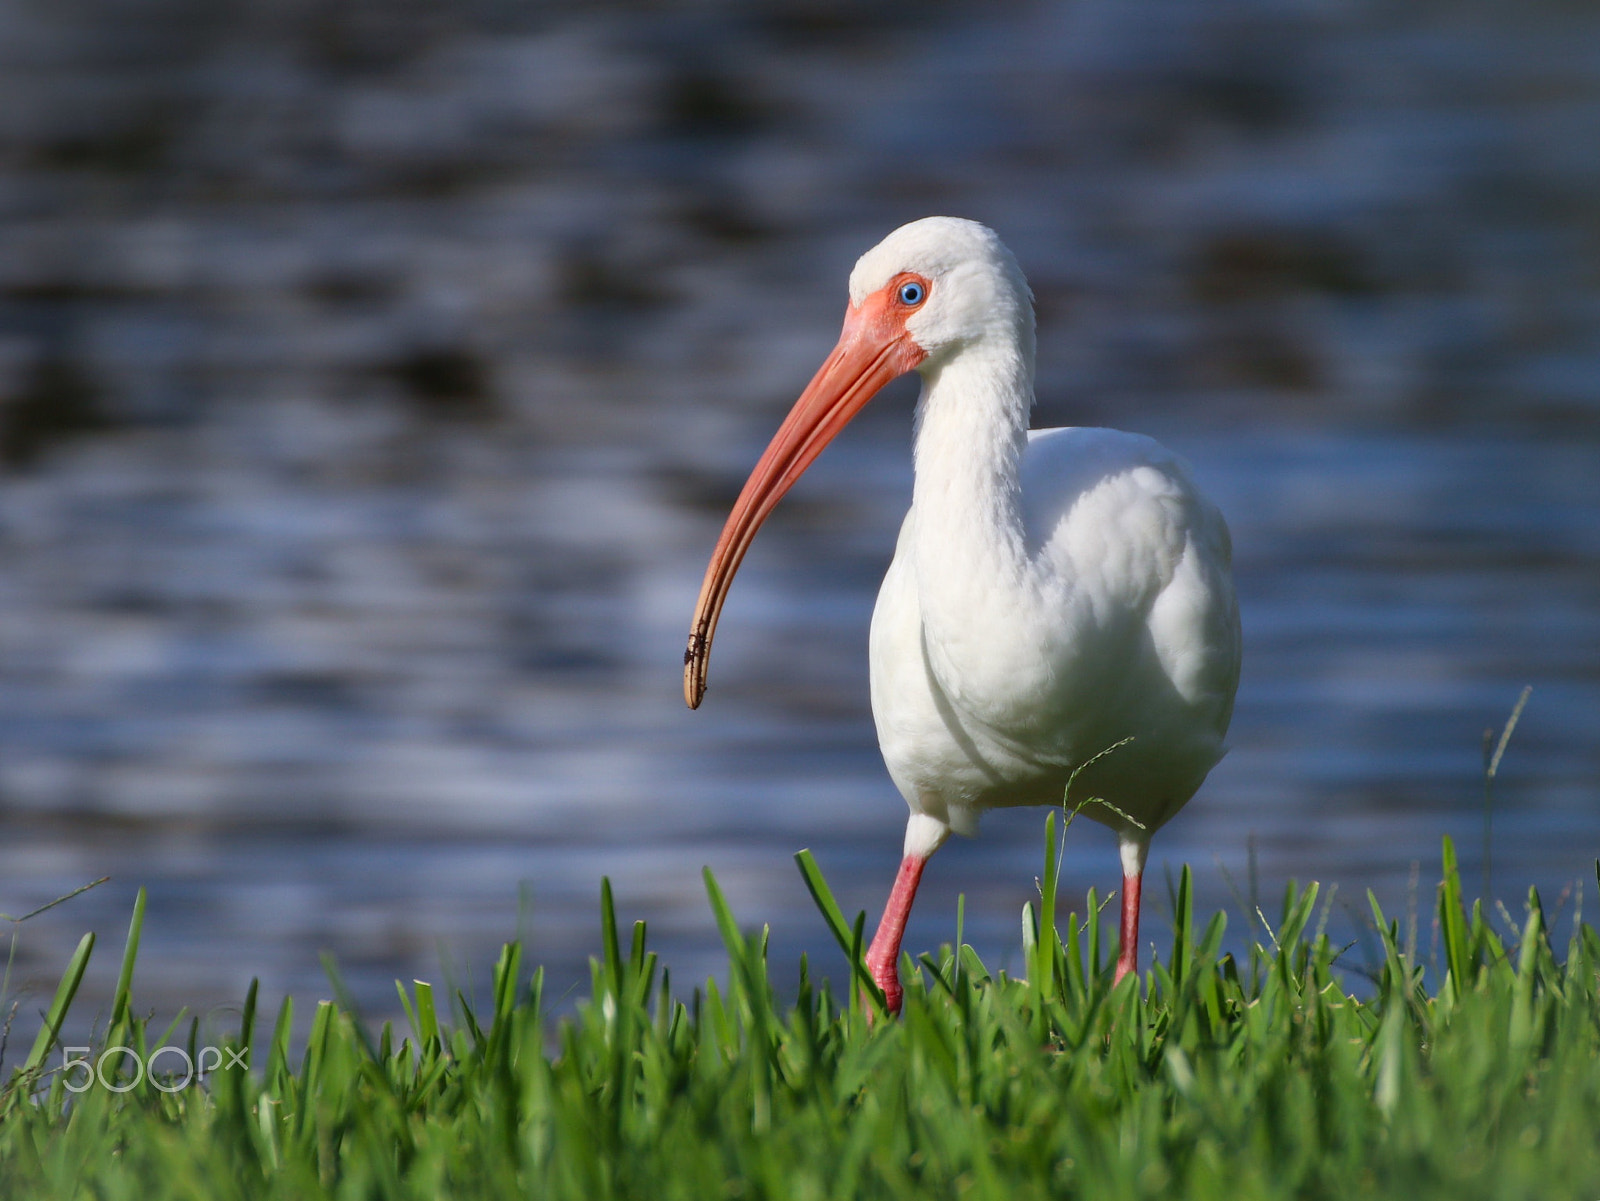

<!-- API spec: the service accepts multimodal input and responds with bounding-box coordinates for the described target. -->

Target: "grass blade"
[109,886,146,1033]
[796,849,884,1012]
[23,932,93,1073]
[794,849,855,958]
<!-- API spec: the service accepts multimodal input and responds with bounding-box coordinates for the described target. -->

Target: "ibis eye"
[897,280,926,306]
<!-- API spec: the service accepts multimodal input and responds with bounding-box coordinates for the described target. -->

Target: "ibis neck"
[909,338,1034,647]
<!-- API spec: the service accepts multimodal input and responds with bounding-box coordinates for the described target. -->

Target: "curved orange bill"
[684,291,924,708]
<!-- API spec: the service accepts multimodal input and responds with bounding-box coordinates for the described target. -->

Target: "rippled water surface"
[1,0,1597,1037]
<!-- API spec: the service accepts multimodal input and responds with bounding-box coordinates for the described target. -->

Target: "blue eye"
[897,281,926,306]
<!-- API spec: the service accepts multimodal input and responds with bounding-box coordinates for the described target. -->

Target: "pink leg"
[1113,835,1149,986]
[864,854,927,1014]
[1113,866,1142,984]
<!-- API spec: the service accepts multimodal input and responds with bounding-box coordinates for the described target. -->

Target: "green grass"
[2,823,1598,1200]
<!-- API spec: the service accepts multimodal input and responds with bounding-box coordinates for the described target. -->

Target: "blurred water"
[1,0,1598,1040]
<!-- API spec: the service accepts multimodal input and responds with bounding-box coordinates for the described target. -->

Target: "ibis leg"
[865,854,927,1014]
[1113,835,1150,986]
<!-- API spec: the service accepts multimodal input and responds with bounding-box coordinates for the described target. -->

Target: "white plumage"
[686,217,1240,1011]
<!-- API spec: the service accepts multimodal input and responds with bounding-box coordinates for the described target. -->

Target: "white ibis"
[685,218,1240,1012]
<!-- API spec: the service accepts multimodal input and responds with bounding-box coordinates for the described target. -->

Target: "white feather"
[859,220,1241,849]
